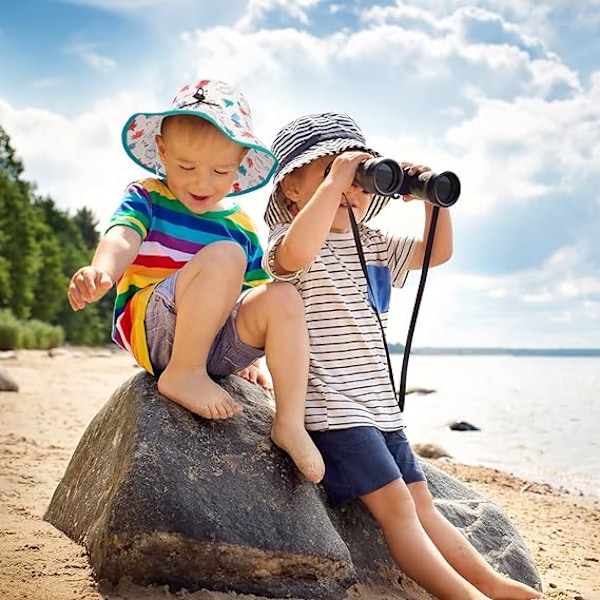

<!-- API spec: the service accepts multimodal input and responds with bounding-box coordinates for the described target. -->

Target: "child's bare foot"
[484,576,545,600]
[158,365,242,419]
[271,422,325,483]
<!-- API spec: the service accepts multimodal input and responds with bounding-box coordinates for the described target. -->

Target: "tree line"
[0,125,114,349]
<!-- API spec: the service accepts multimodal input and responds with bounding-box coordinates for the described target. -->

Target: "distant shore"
[0,349,598,600]
[391,346,600,357]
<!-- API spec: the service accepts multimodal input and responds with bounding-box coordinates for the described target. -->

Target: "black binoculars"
[354,157,461,207]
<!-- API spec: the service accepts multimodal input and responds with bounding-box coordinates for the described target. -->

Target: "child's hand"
[235,363,273,394]
[399,161,431,201]
[325,151,373,191]
[67,266,114,310]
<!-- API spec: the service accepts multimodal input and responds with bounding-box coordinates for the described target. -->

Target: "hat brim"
[122,109,277,197]
[265,138,392,228]
[273,138,370,186]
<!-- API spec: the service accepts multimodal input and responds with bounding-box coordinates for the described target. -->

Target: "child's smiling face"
[156,115,246,214]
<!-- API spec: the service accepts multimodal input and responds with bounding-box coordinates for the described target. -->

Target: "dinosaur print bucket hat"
[122,79,278,196]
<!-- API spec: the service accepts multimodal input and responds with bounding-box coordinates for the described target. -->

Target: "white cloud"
[489,0,600,29]
[385,234,600,348]
[64,41,118,73]
[81,51,117,73]
[388,263,599,348]
[30,77,64,91]
[0,93,146,228]
[444,81,600,215]
[236,0,320,30]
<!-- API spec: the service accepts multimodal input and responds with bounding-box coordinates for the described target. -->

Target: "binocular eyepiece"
[353,158,461,207]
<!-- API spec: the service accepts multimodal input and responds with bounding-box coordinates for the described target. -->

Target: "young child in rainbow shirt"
[263,112,545,600]
[67,80,324,484]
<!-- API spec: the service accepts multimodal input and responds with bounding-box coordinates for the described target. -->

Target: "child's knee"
[193,241,247,275]
[265,282,304,313]
[408,481,436,519]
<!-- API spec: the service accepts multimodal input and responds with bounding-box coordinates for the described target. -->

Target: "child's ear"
[280,173,301,201]
[155,134,166,162]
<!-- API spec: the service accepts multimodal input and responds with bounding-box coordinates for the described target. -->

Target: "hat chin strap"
[346,202,441,412]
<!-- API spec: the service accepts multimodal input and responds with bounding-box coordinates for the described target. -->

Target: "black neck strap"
[347,205,396,395]
[347,203,440,411]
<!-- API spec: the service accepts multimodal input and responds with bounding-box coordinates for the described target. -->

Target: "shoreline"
[1,349,598,600]
[437,455,600,502]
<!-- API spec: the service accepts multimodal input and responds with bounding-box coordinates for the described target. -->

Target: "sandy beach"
[0,349,598,600]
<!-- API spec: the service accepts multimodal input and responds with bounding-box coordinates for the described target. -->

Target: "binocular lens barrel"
[353,158,403,196]
[354,158,461,207]
[408,171,461,208]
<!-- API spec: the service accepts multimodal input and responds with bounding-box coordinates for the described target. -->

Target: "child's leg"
[361,479,491,600]
[236,282,325,483]
[157,242,245,420]
[408,482,545,600]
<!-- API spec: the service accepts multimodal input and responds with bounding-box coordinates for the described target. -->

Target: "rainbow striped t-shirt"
[107,178,270,373]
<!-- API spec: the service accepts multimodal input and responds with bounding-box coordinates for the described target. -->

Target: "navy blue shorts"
[309,427,426,506]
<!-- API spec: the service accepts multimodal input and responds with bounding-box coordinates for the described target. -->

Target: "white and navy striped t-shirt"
[265,223,416,432]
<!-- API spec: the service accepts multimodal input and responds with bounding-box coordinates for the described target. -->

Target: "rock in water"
[448,420,481,431]
[45,371,542,599]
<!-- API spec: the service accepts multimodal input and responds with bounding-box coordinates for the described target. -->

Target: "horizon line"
[388,346,600,356]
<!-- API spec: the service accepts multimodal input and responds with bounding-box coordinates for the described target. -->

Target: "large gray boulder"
[45,372,542,599]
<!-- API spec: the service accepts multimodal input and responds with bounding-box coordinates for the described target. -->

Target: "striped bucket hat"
[264,112,391,228]
[122,79,278,197]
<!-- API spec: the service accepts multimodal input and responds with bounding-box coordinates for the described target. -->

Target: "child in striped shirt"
[263,112,544,600]
[66,80,324,484]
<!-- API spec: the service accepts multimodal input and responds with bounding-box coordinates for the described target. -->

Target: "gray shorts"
[144,273,264,377]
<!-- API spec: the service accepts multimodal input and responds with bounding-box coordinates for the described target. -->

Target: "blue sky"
[1,0,599,348]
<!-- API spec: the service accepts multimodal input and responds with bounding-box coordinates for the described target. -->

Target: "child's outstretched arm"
[401,163,454,270]
[67,225,141,310]
[407,202,453,270]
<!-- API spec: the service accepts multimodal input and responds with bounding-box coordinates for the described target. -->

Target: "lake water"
[390,354,600,498]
